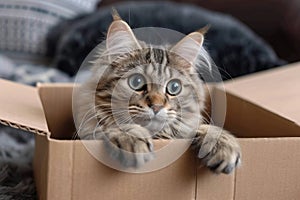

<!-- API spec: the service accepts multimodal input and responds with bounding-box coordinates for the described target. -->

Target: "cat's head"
[87,12,210,137]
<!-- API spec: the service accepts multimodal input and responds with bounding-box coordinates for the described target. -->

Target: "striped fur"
[75,15,241,173]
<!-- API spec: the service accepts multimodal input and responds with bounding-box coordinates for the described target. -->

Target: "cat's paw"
[104,125,154,168]
[198,130,241,174]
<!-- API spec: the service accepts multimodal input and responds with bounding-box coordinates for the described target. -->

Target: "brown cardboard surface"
[0,79,48,134]
[34,133,50,200]
[224,62,300,126]
[39,139,197,200]
[236,138,300,200]
[214,87,300,137]
[213,63,300,137]
[46,139,74,200]
[71,140,196,200]
[197,166,235,200]
[38,84,75,139]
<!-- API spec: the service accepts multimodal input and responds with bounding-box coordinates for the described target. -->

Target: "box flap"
[224,62,300,126]
[0,79,48,135]
[37,83,75,139]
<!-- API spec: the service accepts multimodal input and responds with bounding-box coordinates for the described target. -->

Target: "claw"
[208,160,224,171]
[222,164,234,174]
[235,154,241,167]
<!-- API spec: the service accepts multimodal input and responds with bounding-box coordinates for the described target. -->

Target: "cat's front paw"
[199,130,241,174]
[104,125,154,168]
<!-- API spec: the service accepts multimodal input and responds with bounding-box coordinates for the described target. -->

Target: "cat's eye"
[128,73,146,91]
[166,79,182,96]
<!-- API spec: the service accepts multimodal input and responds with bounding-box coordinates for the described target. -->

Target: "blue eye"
[128,73,146,91]
[166,79,182,95]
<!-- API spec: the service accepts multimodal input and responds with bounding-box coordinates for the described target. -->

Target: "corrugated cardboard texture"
[0,79,48,134]
[224,62,300,127]
[236,138,300,200]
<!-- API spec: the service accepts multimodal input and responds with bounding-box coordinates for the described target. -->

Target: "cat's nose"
[151,104,164,115]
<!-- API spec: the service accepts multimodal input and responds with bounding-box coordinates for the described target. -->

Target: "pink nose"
[151,105,163,115]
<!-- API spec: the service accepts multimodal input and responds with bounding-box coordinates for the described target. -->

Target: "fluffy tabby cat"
[76,11,241,174]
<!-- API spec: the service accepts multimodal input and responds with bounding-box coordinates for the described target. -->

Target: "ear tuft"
[111,7,122,21]
[187,32,204,46]
[106,14,141,56]
[197,25,211,35]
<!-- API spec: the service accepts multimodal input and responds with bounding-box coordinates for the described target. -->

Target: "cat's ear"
[106,9,141,55]
[170,26,209,68]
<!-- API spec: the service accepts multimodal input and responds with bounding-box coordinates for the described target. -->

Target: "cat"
[75,10,241,174]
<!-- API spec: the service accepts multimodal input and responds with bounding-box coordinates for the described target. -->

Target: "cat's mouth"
[131,113,168,133]
[143,117,167,133]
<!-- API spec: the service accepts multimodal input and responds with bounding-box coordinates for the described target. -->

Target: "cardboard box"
[0,62,300,200]
[212,62,300,200]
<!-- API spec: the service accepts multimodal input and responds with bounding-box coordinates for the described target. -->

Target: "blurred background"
[0,0,299,84]
[101,0,300,62]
